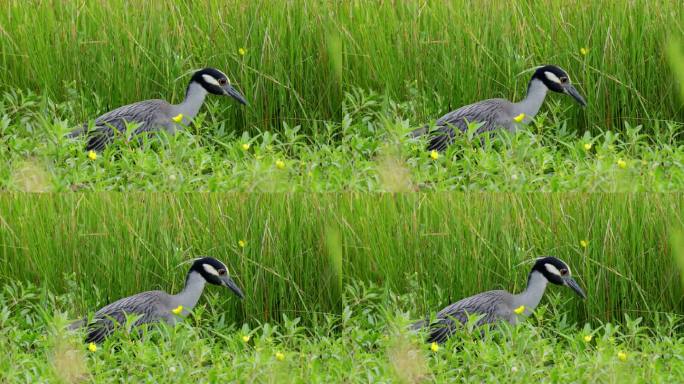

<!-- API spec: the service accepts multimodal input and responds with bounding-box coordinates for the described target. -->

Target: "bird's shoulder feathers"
[437,289,513,321]
[93,99,171,128]
[436,98,513,131]
[94,290,170,319]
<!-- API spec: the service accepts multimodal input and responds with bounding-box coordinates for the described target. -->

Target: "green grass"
[1,0,683,191]
[1,0,681,131]
[1,194,683,327]
[3,279,684,383]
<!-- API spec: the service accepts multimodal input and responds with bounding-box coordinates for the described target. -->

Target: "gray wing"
[85,290,171,343]
[71,99,172,151]
[421,99,513,151]
[424,290,512,343]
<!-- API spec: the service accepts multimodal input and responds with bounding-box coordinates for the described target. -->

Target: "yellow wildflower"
[242,335,250,343]
[172,113,184,123]
[429,150,439,160]
[617,159,627,169]
[241,143,250,151]
[238,239,247,248]
[430,342,439,352]
[513,305,526,315]
[584,335,592,342]
[584,143,592,151]
[580,47,589,56]
[238,47,247,56]
[87,150,98,160]
[171,305,184,315]
[618,351,628,361]
[275,351,285,361]
[580,240,589,248]
[275,160,286,169]
[513,113,526,123]
[88,342,97,352]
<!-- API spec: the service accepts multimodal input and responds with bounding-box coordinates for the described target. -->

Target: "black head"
[189,256,245,299]
[190,67,248,105]
[530,65,586,106]
[531,256,586,299]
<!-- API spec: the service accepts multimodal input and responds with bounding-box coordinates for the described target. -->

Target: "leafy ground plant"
[2,280,683,383]
[1,88,682,191]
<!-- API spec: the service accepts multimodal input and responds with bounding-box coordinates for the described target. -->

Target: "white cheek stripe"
[203,263,220,276]
[202,74,221,86]
[544,71,562,84]
[544,263,562,276]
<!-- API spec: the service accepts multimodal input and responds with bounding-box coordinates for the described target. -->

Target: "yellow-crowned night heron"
[412,256,586,343]
[68,68,247,151]
[70,256,244,343]
[411,65,587,151]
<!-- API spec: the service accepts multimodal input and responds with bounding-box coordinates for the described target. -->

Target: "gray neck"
[513,79,548,121]
[172,271,206,311]
[174,81,208,122]
[513,271,548,314]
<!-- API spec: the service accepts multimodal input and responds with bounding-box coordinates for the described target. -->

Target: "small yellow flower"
[88,342,97,352]
[241,143,250,151]
[87,150,97,160]
[584,335,593,342]
[429,150,439,160]
[580,240,589,248]
[584,143,592,151]
[171,305,184,315]
[580,47,589,56]
[430,342,440,352]
[275,351,285,361]
[238,239,247,248]
[513,113,526,123]
[617,351,628,361]
[617,159,627,169]
[513,305,526,315]
[242,335,251,343]
[275,160,286,169]
[172,113,184,123]
[238,47,247,56]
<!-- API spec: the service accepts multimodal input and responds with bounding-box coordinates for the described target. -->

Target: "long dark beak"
[564,84,587,107]
[222,276,245,299]
[563,276,586,299]
[223,84,248,105]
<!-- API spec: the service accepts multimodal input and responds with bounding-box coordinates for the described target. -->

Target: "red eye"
[218,269,226,275]
[219,78,227,85]
[560,269,568,275]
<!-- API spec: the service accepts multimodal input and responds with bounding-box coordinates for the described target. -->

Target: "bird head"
[191,67,248,105]
[531,65,586,107]
[531,256,586,299]
[189,256,245,299]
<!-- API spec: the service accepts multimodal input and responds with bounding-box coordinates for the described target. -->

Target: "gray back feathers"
[72,100,175,152]
[83,290,176,343]
[420,99,516,151]
[419,290,518,344]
